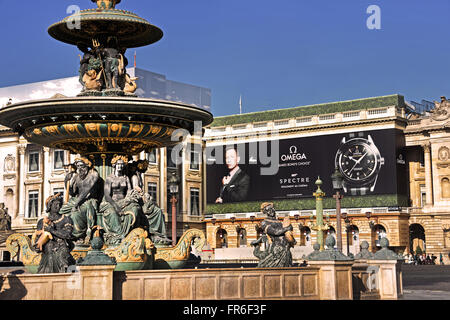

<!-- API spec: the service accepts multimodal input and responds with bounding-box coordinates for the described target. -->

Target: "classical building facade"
[202,94,450,263]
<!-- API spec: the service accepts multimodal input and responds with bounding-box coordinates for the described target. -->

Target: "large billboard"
[206,129,407,204]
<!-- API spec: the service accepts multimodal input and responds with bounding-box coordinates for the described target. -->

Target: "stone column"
[78,265,116,300]
[160,148,167,217]
[305,236,354,300]
[17,144,26,217]
[43,147,50,211]
[13,146,21,218]
[307,260,354,300]
[423,143,433,206]
[369,237,403,300]
[367,260,403,300]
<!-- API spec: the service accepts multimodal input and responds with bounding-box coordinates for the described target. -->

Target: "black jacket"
[220,168,250,203]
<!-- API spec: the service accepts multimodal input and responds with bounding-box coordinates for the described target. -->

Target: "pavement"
[401,264,450,300]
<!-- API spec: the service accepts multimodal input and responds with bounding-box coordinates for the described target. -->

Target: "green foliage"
[206,194,408,214]
[210,94,405,127]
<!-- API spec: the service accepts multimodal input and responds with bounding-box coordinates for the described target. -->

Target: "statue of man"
[59,157,100,244]
[77,43,99,90]
[34,194,75,273]
[101,36,124,89]
[251,202,295,267]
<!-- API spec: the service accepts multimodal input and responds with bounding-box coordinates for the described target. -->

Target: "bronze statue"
[59,157,100,244]
[142,193,171,245]
[251,202,295,267]
[34,194,75,273]
[129,159,149,193]
[0,203,11,231]
[98,155,143,245]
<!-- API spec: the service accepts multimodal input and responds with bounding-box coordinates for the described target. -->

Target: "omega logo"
[281,145,307,161]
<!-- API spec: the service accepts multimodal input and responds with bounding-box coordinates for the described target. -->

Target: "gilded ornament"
[63,124,76,133]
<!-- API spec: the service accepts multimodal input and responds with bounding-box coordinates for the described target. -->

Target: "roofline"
[210,94,405,127]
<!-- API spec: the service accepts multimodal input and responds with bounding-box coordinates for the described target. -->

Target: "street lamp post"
[168,172,179,247]
[311,177,329,251]
[342,212,352,255]
[331,167,344,253]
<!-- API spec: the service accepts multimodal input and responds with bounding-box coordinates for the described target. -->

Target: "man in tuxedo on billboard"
[215,148,250,203]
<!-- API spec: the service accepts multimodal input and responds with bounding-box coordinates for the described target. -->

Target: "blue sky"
[1,0,450,116]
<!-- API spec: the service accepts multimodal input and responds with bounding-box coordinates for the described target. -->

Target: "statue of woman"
[129,159,149,193]
[251,202,295,267]
[34,194,75,273]
[142,193,171,245]
[98,155,143,245]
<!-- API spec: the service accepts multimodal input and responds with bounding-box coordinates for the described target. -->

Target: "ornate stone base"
[154,229,206,269]
[5,228,206,273]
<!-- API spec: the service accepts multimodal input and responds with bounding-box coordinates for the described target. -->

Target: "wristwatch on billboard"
[334,132,385,195]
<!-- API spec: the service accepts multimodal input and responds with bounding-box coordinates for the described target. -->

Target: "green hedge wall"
[206,194,409,214]
[210,94,405,128]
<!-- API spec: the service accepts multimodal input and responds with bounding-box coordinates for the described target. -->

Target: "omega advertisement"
[206,129,407,204]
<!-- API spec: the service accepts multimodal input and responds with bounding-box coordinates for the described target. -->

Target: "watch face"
[335,138,380,182]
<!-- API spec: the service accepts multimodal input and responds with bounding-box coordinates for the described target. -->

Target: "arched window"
[373,225,387,247]
[216,228,228,248]
[237,228,247,247]
[348,225,359,246]
[442,178,450,199]
[409,224,426,254]
[299,226,311,246]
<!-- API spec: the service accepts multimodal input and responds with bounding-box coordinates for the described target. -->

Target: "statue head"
[137,159,149,173]
[92,0,121,10]
[261,202,275,219]
[74,157,92,179]
[46,193,63,219]
[111,155,128,176]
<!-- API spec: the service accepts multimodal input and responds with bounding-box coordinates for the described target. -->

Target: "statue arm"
[48,219,74,240]
[265,224,291,237]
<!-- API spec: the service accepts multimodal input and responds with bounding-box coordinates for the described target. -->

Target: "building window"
[53,149,65,170]
[28,191,39,218]
[146,148,157,164]
[420,185,426,207]
[190,188,200,216]
[53,188,65,200]
[442,178,450,199]
[28,151,39,172]
[147,183,158,203]
[190,149,200,170]
[166,147,177,168]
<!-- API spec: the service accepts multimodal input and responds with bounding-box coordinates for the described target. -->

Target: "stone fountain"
[0,0,212,273]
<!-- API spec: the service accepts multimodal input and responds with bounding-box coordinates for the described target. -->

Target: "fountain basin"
[0,97,213,155]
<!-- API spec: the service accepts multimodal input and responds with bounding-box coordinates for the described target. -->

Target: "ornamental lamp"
[331,167,344,191]
[168,173,179,195]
